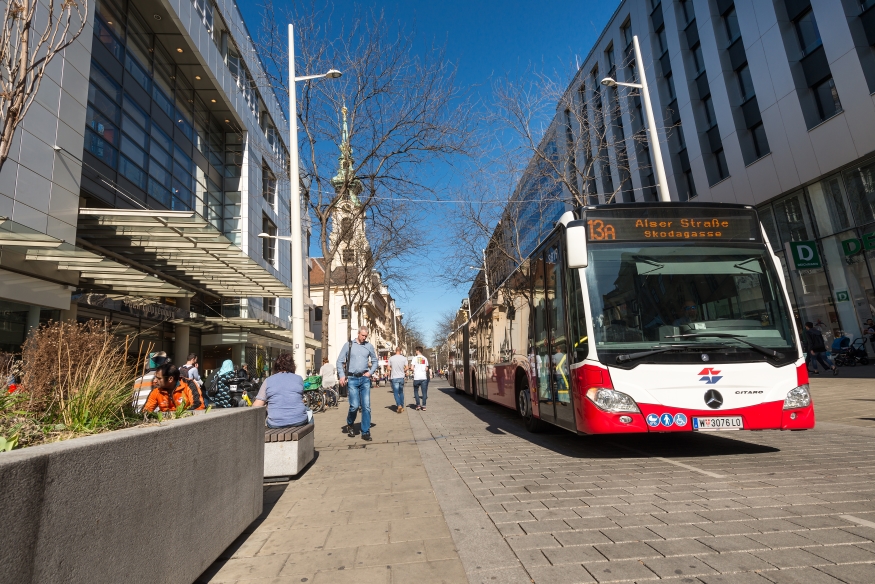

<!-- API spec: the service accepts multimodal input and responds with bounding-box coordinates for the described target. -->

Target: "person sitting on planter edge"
[142,362,203,412]
[252,352,309,428]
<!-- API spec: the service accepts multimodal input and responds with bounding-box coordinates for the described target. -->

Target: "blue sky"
[239,1,620,341]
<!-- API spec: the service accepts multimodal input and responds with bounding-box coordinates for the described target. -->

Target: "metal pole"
[633,35,671,203]
[289,24,306,373]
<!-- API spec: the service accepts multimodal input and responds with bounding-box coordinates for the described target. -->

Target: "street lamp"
[600,35,670,203]
[288,24,342,374]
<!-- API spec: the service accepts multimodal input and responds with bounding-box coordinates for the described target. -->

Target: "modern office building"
[0,0,320,373]
[499,0,875,349]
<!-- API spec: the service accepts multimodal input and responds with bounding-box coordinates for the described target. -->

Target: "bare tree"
[255,2,474,356]
[441,54,678,309]
[0,0,88,172]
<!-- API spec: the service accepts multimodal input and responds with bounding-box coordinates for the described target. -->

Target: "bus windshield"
[585,243,797,364]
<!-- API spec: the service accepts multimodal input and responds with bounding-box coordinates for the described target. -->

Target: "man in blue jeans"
[411,347,430,411]
[337,326,379,441]
[388,346,408,413]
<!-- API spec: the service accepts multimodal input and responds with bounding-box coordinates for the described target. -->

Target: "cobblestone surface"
[413,376,875,584]
[197,372,875,584]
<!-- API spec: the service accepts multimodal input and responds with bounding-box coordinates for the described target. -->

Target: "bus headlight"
[586,388,640,413]
[783,384,811,410]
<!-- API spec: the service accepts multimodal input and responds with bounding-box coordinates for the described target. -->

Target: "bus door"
[545,242,575,430]
[531,241,576,430]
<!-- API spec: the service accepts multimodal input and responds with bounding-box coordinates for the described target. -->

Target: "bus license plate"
[693,416,743,431]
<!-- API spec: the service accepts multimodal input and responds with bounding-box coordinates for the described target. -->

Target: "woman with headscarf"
[211,359,237,408]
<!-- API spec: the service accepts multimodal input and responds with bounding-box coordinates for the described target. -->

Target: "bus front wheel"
[517,387,544,433]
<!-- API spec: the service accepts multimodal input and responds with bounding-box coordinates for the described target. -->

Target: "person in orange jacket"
[142,362,203,412]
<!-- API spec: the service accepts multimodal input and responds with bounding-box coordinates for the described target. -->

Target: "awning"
[1,216,192,297]
[77,209,292,298]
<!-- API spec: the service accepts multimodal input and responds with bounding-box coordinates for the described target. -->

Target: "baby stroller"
[831,336,867,367]
[846,337,870,366]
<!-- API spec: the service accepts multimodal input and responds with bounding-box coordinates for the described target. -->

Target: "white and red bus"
[448,202,814,434]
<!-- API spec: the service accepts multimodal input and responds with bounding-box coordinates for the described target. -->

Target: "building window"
[342,249,355,264]
[692,43,706,75]
[683,169,697,200]
[263,297,276,315]
[262,215,276,265]
[314,306,323,322]
[655,27,668,56]
[751,123,769,158]
[737,64,754,101]
[703,96,717,128]
[794,8,822,56]
[341,305,349,319]
[262,164,276,207]
[679,0,694,26]
[621,20,633,47]
[723,7,741,44]
[813,77,842,120]
[715,148,728,180]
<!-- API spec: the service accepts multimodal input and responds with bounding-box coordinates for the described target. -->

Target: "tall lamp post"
[286,24,341,373]
[600,35,671,203]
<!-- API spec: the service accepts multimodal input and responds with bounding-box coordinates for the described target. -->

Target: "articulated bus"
[448,202,814,434]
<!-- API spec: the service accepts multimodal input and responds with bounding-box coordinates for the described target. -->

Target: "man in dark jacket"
[804,322,837,376]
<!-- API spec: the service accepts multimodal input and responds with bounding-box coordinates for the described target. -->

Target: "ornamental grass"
[0,320,151,449]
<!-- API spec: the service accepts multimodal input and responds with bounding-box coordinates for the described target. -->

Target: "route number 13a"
[588,219,616,241]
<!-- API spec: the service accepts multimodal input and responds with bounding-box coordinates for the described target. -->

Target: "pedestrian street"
[201,375,875,584]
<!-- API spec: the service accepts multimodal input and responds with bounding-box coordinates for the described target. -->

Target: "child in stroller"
[832,336,870,366]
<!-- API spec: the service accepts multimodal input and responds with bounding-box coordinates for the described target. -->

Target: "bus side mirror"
[566,220,588,268]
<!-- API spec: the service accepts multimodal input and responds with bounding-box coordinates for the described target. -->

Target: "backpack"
[178,366,203,409]
[206,374,219,398]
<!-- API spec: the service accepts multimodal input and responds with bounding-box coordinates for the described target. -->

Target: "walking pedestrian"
[319,357,338,390]
[388,346,408,413]
[179,353,205,408]
[804,322,838,376]
[337,326,379,441]
[411,346,430,411]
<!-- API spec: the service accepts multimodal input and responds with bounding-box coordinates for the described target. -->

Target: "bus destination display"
[584,207,760,242]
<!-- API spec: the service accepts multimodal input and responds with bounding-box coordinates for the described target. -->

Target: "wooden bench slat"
[264,423,313,443]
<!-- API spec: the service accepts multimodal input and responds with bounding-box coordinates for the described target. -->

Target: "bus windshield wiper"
[615,344,724,364]
[665,333,785,359]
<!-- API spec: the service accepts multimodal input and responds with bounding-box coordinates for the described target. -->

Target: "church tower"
[328,106,368,270]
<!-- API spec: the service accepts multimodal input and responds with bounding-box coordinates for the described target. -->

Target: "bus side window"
[566,267,589,363]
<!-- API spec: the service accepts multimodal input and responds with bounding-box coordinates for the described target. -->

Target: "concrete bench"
[264,423,315,479]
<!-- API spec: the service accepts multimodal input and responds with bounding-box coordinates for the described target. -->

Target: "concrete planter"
[0,407,265,584]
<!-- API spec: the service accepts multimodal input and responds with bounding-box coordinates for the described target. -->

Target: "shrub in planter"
[10,320,143,441]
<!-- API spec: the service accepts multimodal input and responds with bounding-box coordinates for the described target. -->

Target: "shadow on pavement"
[435,386,780,459]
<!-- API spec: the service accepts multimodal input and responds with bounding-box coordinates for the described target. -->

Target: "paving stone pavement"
[200,374,875,584]
[411,377,875,584]
[198,380,467,584]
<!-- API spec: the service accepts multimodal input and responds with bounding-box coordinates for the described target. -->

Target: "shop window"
[774,191,815,243]
[820,231,875,345]
[807,175,852,237]
[757,205,781,250]
[842,157,875,225]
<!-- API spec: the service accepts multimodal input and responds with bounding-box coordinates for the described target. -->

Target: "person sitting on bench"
[252,352,309,428]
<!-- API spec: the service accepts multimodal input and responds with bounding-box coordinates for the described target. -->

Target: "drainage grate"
[348,444,367,449]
